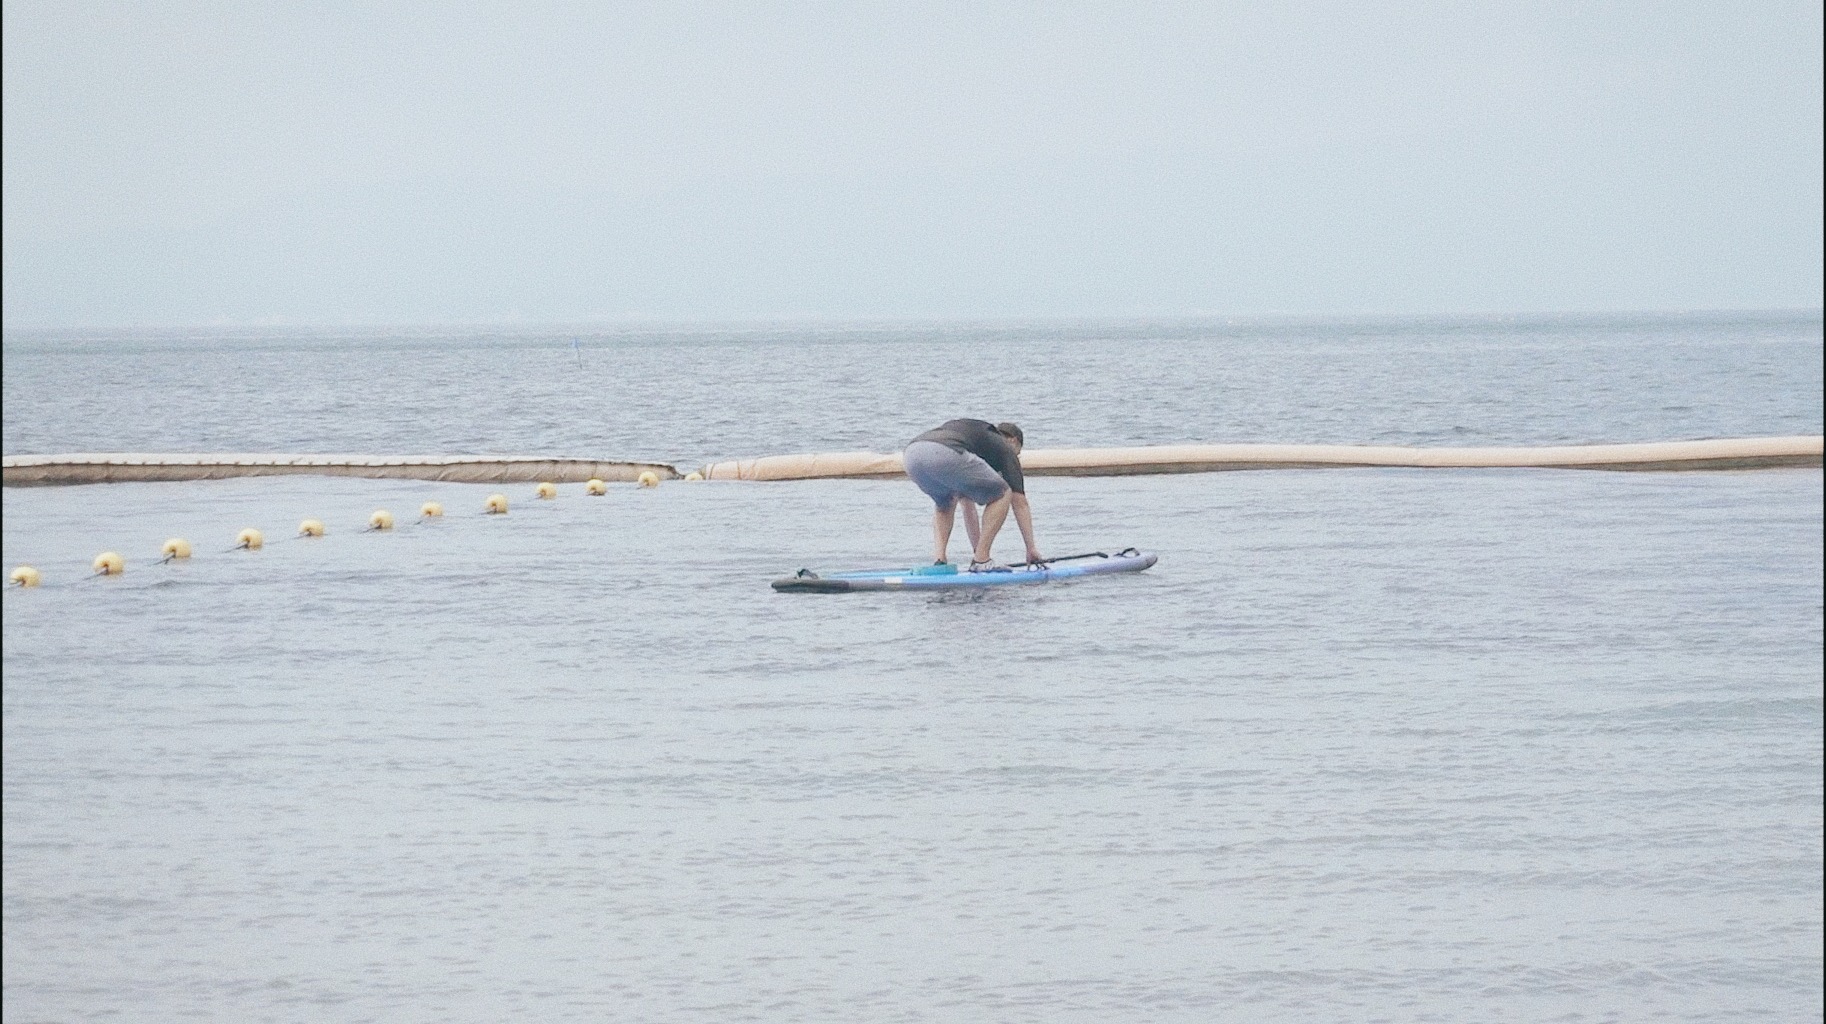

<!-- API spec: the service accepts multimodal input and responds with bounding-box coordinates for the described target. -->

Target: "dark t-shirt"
[911,418,1024,493]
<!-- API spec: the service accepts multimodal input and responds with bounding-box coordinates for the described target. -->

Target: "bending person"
[902,419,1043,571]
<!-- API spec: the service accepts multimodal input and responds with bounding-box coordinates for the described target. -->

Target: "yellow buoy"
[637,470,660,488]
[298,519,326,537]
[420,501,444,518]
[683,470,704,482]
[10,565,42,587]
[535,481,557,499]
[369,509,395,531]
[236,528,264,550]
[92,551,124,575]
[485,493,509,515]
[585,478,607,495]
[160,537,193,561]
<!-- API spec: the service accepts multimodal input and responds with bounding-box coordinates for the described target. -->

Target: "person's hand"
[1026,549,1046,565]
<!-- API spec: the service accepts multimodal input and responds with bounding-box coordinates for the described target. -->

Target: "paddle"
[1007,551,1110,568]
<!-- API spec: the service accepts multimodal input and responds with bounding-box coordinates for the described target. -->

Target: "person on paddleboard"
[903,419,1043,571]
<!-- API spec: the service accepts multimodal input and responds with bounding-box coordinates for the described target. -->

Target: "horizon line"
[6,306,1821,337]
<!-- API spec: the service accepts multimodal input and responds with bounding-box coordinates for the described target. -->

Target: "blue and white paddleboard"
[772,548,1158,593]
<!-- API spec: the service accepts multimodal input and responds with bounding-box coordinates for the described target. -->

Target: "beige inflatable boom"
[4,437,1816,486]
[1,453,680,487]
[699,436,1823,481]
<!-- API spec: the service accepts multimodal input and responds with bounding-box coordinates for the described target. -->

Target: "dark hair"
[995,422,1024,446]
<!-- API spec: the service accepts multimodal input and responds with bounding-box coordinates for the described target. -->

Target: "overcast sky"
[3,1,1821,328]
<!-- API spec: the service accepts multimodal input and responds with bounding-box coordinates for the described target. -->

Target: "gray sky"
[3,1,1821,328]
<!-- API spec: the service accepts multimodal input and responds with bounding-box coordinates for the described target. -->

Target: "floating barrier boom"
[1,454,680,487]
[699,436,1823,481]
[4,438,1817,487]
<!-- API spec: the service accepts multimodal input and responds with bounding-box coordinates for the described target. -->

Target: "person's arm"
[1009,491,1042,563]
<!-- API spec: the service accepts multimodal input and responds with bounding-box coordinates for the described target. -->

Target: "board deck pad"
[773,549,1158,593]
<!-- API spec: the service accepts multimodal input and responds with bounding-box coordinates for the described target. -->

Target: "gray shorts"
[903,440,1010,507]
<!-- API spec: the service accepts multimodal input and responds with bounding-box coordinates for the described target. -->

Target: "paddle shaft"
[1007,551,1108,568]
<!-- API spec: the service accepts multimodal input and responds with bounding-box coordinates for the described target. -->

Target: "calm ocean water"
[4,313,1822,1022]
[3,311,1822,464]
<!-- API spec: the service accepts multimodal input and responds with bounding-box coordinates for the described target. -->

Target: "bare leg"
[973,492,1012,563]
[958,498,982,554]
[931,499,956,563]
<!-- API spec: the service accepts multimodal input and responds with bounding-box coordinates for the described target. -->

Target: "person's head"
[995,421,1024,452]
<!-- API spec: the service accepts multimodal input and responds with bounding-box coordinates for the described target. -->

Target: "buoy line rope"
[12,573,100,589]
[8,478,669,588]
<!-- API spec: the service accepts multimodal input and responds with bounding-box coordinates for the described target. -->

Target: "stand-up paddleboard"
[773,548,1158,593]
